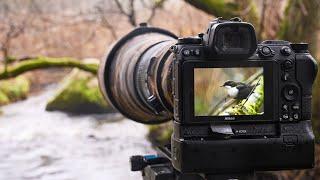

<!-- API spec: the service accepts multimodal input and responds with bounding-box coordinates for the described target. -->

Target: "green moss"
[46,69,114,114]
[0,76,30,105]
[0,90,9,105]
[5,56,17,64]
[185,0,259,28]
[148,122,173,146]
[0,56,98,80]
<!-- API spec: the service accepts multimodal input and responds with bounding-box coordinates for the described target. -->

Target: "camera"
[98,18,318,179]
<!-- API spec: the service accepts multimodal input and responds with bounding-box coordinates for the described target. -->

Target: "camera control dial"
[282,85,299,101]
[282,60,294,70]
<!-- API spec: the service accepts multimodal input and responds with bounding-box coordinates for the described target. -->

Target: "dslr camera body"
[98,17,318,179]
[171,17,317,174]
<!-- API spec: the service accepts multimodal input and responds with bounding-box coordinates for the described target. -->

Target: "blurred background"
[0,0,319,179]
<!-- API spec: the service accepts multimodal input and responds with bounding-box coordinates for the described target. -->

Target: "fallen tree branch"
[0,56,98,80]
[219,75,264,116]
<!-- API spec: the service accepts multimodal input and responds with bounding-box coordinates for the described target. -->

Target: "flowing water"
[0,87,155,180]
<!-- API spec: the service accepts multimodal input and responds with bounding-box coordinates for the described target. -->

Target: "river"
[0,87,155,180]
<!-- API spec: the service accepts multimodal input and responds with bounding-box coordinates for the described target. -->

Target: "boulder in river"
[0,75,30,106]
[46,68,114,114]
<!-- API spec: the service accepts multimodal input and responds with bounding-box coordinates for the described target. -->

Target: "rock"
[148,122,172,146]
[0,76,30,106]
[46,69,114,114]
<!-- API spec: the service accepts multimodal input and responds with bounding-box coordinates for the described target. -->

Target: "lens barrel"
[98,25,177,124]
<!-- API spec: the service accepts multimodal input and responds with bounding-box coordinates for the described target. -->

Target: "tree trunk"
[259,0,284,40]
[278,0,320,54]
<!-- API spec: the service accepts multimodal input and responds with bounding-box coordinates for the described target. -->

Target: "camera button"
[193,49,201,56]
[283,135,298,144]
[282,104,289,112]
[262,46,271,54]
[292,113,300,120]
[282,60,293,70]
[283,85,299,101]
[182,49,191,56]
[292,103,300,111]
[259,46,274,57]
[281,73,290,81]
[281,113,289,121]
[281,46,292,56]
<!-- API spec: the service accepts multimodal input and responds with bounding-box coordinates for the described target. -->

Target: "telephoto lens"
[98,24,177,124]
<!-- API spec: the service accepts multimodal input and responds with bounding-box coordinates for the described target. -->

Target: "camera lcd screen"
[194,67,264,117]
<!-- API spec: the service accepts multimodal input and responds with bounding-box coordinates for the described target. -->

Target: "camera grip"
[296,54,318,119]
[296,54,318,96]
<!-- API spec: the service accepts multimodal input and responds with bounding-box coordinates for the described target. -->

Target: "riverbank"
[0,87,154,180]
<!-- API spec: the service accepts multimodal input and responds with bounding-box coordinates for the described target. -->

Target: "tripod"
[130,146,256,180]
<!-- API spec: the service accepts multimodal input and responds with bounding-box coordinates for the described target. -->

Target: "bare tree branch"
[94,5,118,39]
[114,0,129,16]
[146,0,166,24]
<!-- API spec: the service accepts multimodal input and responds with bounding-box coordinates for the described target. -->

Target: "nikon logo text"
[225,117,235,120]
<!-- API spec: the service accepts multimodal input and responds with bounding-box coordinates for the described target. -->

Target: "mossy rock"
[46,69,114,114]
[0,76,30,105]
[148,122,173,146]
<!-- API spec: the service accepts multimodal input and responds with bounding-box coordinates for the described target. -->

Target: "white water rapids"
[0,87,155,180]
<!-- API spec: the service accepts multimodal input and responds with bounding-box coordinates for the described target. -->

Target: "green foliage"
[0,76,30,105]
[194,99,209,116]
[46,69,113,114]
